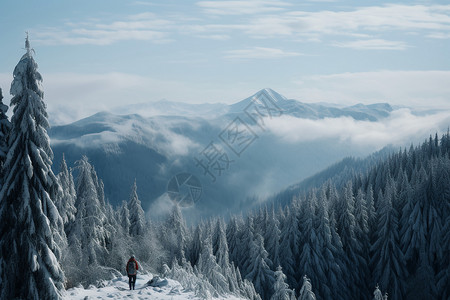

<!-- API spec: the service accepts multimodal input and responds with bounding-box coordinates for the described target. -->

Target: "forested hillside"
[174,132,450,300]
[50,131,449,300]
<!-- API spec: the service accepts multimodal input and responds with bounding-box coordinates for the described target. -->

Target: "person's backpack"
[127,260,137,275]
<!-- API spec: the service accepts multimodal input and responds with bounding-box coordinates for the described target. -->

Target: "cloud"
[289,70,450,108]
[427,32,450,39]
[266,109,450,150]
[196,0,291,15]
[33,13,172,46]
[30,3,450,49]
[283,4,450,36]
[224,47,302,59]
[333,39,409,50]
[157,128,202,157]
[190,4,450,47]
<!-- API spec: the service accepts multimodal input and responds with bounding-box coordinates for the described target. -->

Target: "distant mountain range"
[49,89,400,219]
[110,88,393,121]
[228,88,392,121]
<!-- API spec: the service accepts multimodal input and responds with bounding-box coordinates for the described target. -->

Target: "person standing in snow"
[126,255,139,290]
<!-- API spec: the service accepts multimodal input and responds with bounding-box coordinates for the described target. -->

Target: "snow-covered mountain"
[109,88,393,121]
[48,89,412,219]
[228,88,392,121]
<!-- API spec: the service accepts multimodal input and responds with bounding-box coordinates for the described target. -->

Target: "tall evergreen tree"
[245,233,275,300]
[0,87,11,175]
[353,188,370,299]
[279,201,299,288]
[163,203,187,264]
[212,218,230,270]
[119,200,131,236]
[327,209,349,300]
[197,234,229,295]
[239,215,256,277]
[314,188,344,299]
[226,215,242,265]
[400,167,437,299]
[264,206,281,268]
[67,156,110,272]
[298,275,316,300]
[297,192,327,300]
[371,186,406,300]
[365,184,377,251]
[435,155,450,300]
[56,154,76,227]
[0,36,65,299]
[189,223,203,267]
[335,181,362,298]
[436,210,450,299]
[428,158,446,269]
[271,266,296,300]
[373,285,383,300]
[128,179,146,236]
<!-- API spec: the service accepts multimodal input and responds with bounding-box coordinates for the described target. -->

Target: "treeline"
[147,131,449,300]
[54,154,262,299]
[222,132,448,300]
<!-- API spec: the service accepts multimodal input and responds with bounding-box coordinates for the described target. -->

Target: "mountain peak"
[229,88,287,113]
[253,88,287,103]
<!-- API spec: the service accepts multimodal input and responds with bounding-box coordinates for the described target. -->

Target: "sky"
[1,0,450,124]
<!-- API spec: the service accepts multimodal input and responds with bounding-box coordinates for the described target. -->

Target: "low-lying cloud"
[266,108,450,150]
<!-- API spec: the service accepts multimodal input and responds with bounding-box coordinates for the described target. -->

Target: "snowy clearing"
[63,274,245,300]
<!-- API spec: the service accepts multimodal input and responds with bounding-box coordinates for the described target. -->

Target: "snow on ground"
[63,274,244,300]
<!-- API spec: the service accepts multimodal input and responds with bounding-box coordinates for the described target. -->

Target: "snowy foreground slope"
[63,274,245,300]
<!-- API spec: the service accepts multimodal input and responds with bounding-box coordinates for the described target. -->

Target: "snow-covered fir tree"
[373,285,383,300]
[264,206,281,269]
[271,266,295,300]
[245,233,275,300]
[65,156,111,285]
[196,234,229,295]
[353,188,370,299]
[107,200,131,269]
[400,166,437,299]
[0,36,65,299]
[365,185,376,243]
[371,186,406,300]
[437,205,450,299]
[297,192,328,300]
[56,154,76,226]
[226,215,242,265]
[128,179,146,236]
[189,223,203,267]
[298,275,316,300]
[212,218,230,270]
[119,200,131,236]
[238,215,256,277]
[162,203,187,264]
[334,181,363,298]
[279,201,299,289]
[204,219,239,295]
[0,87,11,175]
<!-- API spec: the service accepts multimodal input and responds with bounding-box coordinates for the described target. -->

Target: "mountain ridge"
[47,89,414,219]
[103,88,393,122]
